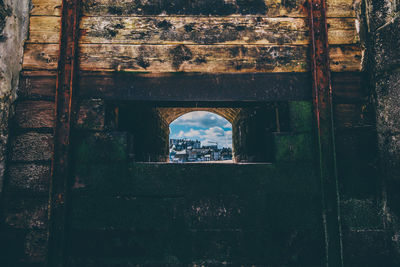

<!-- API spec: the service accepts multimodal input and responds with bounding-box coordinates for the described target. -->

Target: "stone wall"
[0,0,30,195]
[364,0,400,263]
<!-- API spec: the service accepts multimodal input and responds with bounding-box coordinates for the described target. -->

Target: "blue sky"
[169,111,232,148]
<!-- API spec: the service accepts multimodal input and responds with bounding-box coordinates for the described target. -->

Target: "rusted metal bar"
[47,0,81,266]
[307,0,343,266]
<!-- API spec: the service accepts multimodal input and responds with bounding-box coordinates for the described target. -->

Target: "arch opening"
[169,111,233,163]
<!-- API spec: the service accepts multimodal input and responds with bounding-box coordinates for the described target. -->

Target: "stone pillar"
[0,0,30,195]
[365,0,400,263]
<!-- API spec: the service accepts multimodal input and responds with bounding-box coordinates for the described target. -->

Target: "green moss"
[288,101,313,132]
[273,132,314,162]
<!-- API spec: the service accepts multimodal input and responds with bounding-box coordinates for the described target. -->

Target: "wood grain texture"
[81,0,356,17]
[28,16,61,43]
[77,72,312,101]
[31,0,62,16]
[14,101,55,128]
[22,44,59,70]
[79,16,358,45]
[22,43,361,72]
[18,72,56,99]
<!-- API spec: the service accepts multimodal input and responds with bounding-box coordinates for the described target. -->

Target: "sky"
[169,111,232,148]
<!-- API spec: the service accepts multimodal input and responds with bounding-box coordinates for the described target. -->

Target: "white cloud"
[170,111,233,148]
[173,111,231,129]
[173,126,232,148]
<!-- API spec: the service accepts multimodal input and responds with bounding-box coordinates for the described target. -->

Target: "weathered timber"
[79,16,358,45]
[78,72,312,101]
[3,197,48,229]
[22,43,362,72]
[75,99,105,130]
[10,133,54,162]
[7,163,51,194]
[329,45,362,72]
[334,103,375,129]
[23,44,59,70]
[307,0,343,265]
[31,0,62,16]
[16,72,364,103]
[332,72,366,103]
[18,72,56,99]
[47,0,81,266]
[14,101,55,128]
[81,0,356,17]
[80,44,308,72]
[27,16,61,44]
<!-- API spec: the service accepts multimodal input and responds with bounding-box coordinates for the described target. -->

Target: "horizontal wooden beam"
[23,43,362,72]
[80,0,356,17]
[78,72,312,101]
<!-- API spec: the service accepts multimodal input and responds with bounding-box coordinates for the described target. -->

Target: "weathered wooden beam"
[78,16,358,45]
[31,0,62,16]
[78,72,312,102]
[22,43,362,72]
[47,0,81,266]
[81,0,356,17]
[307,0,343,266]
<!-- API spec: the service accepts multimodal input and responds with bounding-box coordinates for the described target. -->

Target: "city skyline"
[169,111,232,148]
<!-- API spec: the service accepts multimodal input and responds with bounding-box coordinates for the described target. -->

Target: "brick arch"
[157,107,241,125]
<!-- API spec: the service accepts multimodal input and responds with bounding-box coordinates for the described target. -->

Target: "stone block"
[10,132,53,162]
[367,0,398,32]
[343,229,395,266]
[7,163,50,194]
[373,16,400,72]
[375,72,400,133]
[341,198,384,230]
[378,133,400,181]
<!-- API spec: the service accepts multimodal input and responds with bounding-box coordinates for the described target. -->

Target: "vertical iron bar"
[47,0,80,266]
[307,0,344,266]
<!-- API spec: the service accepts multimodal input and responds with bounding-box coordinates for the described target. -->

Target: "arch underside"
[157,107,242,124]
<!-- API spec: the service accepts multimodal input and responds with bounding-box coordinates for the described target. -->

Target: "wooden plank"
[77,72,312,101]
[22,44,59,70]
[81,0,356,17]
[27,16,61,44]
[79,16,358,45]
[22,43,361,72]
[329,45,362,72]
[31,0,62,16]
[14,100,55,128]
[47,0,81,266]
[18,73,56,99]
[332,72,366,103]
[307,0,343,265]
[10,133,54,162]
[79,44,308,73]
[334,103,374,129]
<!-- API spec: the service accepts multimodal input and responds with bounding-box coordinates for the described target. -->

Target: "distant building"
[169,139,232,162]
